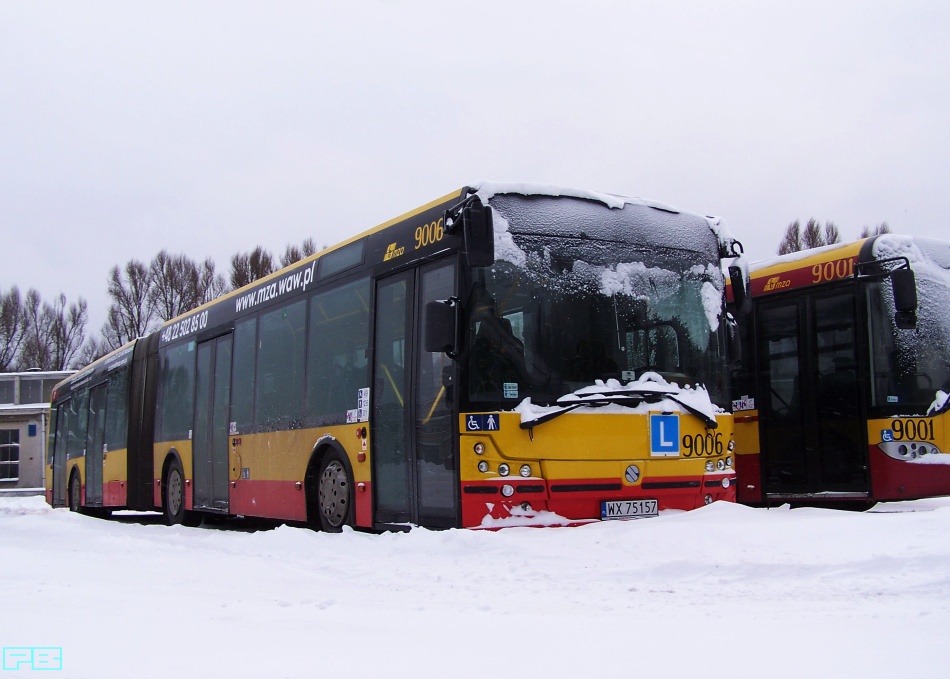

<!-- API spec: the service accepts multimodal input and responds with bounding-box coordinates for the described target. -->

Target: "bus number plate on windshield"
[601,499,658,520]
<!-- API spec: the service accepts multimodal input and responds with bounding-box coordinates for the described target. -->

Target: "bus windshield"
[868,237,950,414]
[462,194,728,410]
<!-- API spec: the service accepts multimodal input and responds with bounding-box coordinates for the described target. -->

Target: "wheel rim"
[167,469,183,517]
[319,460,349,528]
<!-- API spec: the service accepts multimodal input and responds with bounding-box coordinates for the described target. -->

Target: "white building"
[0,371,73,495]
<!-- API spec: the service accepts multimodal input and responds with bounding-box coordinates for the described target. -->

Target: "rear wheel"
[317,452,353,532]
[163,458,186,526]
[68,473,81,513]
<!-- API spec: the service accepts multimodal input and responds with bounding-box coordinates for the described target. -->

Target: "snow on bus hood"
[513,372,724,428]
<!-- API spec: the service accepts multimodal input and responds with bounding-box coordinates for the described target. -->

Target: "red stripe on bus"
[229,480,307,522]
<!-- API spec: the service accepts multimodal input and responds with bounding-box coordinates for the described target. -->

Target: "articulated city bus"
[730,235,950,505]
[47,183,740,529]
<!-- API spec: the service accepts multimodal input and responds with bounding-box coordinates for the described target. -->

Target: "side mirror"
[891,267,917,329]
[728,265,752,317]
[445,196,494,268]
[424,299,459,355]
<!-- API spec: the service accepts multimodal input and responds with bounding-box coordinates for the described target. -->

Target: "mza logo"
[383,242,405,262]
[763,276,791,292]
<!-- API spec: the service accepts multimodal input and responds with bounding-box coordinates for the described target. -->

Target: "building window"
[0,381,14,405]
[0,429,19,481]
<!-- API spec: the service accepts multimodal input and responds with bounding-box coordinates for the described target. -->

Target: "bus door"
[758,290,868,498]
[193,334,233,512]
[85,383,108,506]
[372,260,459,528]
[51,403,68,507]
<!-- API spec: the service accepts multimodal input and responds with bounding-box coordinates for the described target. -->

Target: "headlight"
[474,443,485,455]
[705,460,715,472]
[520,464,531,477]
[716,459,726,471]
[501,484,515,497]
[477,461,489,473]
[498,463,510,477]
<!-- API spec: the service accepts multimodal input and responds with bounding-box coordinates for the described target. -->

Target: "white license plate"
[601,499,658,520]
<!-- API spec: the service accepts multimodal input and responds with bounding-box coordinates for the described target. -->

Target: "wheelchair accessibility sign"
[650,414,680,456]
[466,414,500,432]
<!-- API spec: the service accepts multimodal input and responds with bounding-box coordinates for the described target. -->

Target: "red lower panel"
[229,480,307,522]
[735,453,763,504]
[355,481,372,528]
[869,446,950,500]
[102,481,128,507]
[460,476,735,528]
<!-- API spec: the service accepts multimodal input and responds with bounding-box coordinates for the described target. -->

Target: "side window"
[231,316,257,433]
[306,278,370,424]
[66,390,89,459]
[256,300,307,428]
[105,367,129,451]
[158,342,196,441]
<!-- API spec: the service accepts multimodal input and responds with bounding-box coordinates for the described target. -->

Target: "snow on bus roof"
[471,180,738,254]
[749,239,862,273]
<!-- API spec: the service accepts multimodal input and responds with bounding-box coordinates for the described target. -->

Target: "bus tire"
[316,451,353,533]
[163,458,187,526]
[68,472,81,513]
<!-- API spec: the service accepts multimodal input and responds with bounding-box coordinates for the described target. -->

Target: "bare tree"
[777,220,804,255]
[102,259,155,351]
[198,257,228,304]
[78,336,113,367]
[779,218,842,255]
[230,246,275,290]
[0,286,28,371]
[802,218,824,250]
[823,221,841,246]
[860,222,891,238]
[17,292,87,370]
[150,250,227,322]
[280,238,318,267]
[18,290,50,369]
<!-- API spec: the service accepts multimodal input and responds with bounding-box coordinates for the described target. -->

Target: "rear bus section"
[731,236,950,505]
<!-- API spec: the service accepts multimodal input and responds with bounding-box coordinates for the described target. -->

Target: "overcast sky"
[3,1,948,334]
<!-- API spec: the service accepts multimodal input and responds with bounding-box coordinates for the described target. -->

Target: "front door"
[51,404,68,507]
[758,290,868,497]
[372,260,459,527]
[193,334,233,512]
[85,384,107,506]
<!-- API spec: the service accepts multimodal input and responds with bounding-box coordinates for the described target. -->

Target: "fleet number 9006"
[415,218,444,249]
[682,432,724,457]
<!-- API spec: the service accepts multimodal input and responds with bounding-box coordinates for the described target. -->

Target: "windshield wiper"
[519,390,718,430]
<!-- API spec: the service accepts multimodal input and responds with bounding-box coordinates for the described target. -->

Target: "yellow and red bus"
[47,183,739,529]
[729,235,950,505]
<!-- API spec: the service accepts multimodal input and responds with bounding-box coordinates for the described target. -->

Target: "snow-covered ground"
[2,496,949,678]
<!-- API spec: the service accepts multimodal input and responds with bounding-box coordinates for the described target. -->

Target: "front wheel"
[317,452,353,532]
